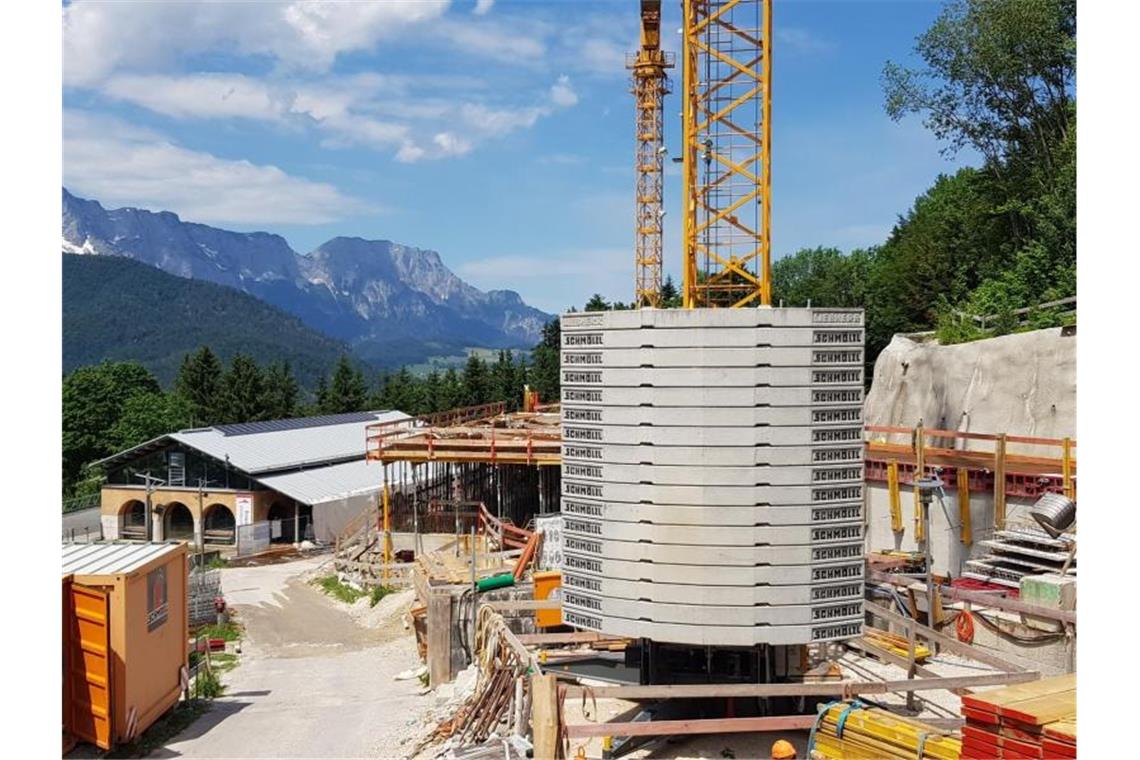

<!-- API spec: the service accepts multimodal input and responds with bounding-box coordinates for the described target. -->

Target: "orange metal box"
[62,542,189,750]
[534,570,563,627]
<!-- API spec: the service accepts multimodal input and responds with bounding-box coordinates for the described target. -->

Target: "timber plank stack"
[960,673,1076,759]
[810,702,961,759]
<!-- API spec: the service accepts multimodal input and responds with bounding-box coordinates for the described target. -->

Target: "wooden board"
[1043,718,1076,742]
[961,673,1074,714]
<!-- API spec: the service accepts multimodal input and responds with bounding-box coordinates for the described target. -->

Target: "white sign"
[236,494,253,526]
[101,515,119,540]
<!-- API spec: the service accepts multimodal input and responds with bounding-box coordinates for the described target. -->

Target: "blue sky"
[62,0,975,314]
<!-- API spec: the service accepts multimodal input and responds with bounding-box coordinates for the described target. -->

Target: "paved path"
[158,556,431,759]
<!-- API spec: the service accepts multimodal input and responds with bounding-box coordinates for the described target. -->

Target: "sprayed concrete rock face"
[864,328,1076,446]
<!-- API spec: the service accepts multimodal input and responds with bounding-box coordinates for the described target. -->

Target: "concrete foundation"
[559,307,865,646]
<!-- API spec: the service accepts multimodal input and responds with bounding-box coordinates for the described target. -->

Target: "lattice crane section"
[629,0,675,308]
[681,0,772,308]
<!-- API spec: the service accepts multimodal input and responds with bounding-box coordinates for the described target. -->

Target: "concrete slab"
[562,404,862,427]
[561,500,862,526]
[563,574,863,606]
[562,553,864,586]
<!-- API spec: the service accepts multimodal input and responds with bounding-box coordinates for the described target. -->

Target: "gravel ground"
[156,555,434,758]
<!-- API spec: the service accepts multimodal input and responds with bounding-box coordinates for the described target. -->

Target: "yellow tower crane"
[681,0,773,308]
[629,0,675,308]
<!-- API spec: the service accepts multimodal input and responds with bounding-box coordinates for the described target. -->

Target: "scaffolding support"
[682,0,772,308]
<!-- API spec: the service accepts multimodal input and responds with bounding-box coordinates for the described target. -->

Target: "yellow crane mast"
[629,0,675,308]
[681,0,773,308]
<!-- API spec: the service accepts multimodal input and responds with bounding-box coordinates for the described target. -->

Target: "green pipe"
[476,572,516,592]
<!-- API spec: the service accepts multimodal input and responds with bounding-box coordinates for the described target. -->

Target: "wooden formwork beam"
[564,714,817,739]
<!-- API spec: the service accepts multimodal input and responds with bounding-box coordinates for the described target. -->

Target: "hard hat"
[771,738,797,760]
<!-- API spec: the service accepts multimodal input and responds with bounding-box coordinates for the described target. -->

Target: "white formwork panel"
[561,366,864,388]
[562,404,862,428]
[560,500,863,527]
[561,462,863,487]
[560,609,864,647]
[564,326,865,350]
[562,424,864,447]
[561,346,863,369]
[562,553,865,587]
[562,385,864,408]
[561,518,862,547]
[559,307,863,332]
[561,535,864,567]
[563,574,864,606]
[559,591,864,627]
[562,478,863,507]
[562,444,864,468]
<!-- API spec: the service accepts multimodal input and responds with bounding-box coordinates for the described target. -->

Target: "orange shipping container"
[534,570,563,628]
[62,542,189,750]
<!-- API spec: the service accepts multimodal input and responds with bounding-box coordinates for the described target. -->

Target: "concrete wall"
[865,481,1039,577]
[101,486,277,544]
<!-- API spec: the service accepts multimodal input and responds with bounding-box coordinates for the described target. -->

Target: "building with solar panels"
[94,411,410,550]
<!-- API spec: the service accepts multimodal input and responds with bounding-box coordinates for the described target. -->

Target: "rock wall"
[865,327,1076,443]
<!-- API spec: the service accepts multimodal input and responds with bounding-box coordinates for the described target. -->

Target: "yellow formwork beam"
[913,426,925,542]
[813,704,960,760]
[887,460,902,533]
[957,466,972,545]
[1062,436,1074,499]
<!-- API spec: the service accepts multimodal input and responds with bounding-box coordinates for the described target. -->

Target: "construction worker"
[771,738,796,759]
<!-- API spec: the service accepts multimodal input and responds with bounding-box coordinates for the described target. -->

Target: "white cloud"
[63,111,369,225]
[549,75,579,107]
[777,27,835,55]
[63,0,451,86]
[437,17,546,64]
[473,0,494,16]
[102,73,292,121]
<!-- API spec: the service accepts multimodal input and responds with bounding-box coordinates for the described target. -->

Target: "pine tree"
[314,374,330,414]
[220,353,266,423]
[422,370,443,414]
[174,346,224,426]
[327,355,368,413]
[660,275,681,307]
[263,361,299,420]
[491,350,518,408]
[440,367,463,411]
[584,293,610,312]
[529,318,561,403]
[461,354,490,406]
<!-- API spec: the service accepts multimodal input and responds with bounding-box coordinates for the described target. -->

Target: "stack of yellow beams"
[811,702,961,760]
[863,627,932,662]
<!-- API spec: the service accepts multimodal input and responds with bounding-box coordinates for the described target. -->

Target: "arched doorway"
[203,503,236,545]
[164,502,194,541]
[267,501,313,544]
[119,500,147,540]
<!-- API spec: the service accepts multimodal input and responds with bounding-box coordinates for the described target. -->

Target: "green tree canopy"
[174,346,224,426]
[262,361,300,420]
[325,355,368,414]
[220,353,266,423]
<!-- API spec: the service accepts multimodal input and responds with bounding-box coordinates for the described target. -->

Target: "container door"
[66,582,113,749]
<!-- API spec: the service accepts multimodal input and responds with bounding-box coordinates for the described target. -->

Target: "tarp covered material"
[256,458,393,506]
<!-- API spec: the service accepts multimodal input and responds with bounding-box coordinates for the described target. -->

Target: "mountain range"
[62,188,551,367]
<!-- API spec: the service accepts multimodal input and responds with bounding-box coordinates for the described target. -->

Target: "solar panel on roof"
[214,411,386,437]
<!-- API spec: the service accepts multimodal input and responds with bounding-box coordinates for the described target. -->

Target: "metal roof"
[96,410,411,475]
[257,458,396,506]
[62,541,182,577]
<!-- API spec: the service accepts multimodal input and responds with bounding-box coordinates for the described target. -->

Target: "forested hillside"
[63,254,354,386]
[773,0,1075,361]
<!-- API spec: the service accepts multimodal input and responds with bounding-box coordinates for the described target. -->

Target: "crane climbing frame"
[629,1,675,307]
[681,0,772,308]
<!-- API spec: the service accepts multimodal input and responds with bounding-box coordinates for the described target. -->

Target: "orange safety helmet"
[771,738,797,759]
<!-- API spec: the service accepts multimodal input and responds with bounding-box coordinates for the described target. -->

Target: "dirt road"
[157,555,432,759]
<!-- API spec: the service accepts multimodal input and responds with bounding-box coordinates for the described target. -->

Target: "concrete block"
[563,443,864,468]
[562,423,864,448]
[560,500,862,527]
[562,478,863,507]
[562,385,863,408]
[562,404,862,428]
[559,608,864,647]
[560,535,864,567]
[563,574,863,606]
[561,346,862,369]
[559,591,864,627]
[1019,574,1076,632]
[561,552,864,587]
[559,307,863,332]
[561,365,863,388]
[561,462,863,487]
[563,519,861,547]
[567,325,865,350]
